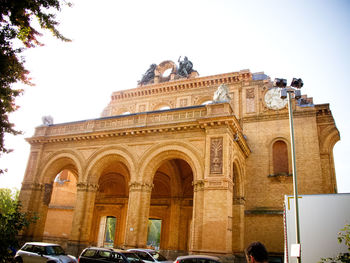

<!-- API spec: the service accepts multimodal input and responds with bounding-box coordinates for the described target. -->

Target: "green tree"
[0,188,37,263]
[320,224,350,263]
[0,0,71,174]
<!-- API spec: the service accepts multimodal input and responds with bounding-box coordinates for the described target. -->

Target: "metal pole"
[287,90,301,263]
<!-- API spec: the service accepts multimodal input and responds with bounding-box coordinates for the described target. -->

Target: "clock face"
[264,88,287,110]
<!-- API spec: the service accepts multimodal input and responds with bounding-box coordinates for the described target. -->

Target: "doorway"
[147,219,162,250]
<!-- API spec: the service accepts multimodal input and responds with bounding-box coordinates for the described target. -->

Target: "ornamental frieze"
[210,137,223,174]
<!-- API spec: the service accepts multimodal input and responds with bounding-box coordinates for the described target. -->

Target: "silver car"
[127,249,172,263]
[14,242,77,263]
[174,255,221,263]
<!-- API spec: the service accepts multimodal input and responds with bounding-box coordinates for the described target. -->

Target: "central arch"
[138,143,203,252]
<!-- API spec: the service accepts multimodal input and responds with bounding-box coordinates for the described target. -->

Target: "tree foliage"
[0,188,37,263]
[320,224,350,263]
[0,0,71,174]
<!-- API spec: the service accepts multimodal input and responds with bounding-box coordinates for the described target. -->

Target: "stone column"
[189,180,204,252]
[232,196,245,252]
[19,183,45,240]
[200,181,233,254]
[166,197,181,249]
[30,183,53,239]
[124,182,153,248]
[67,183,98,256]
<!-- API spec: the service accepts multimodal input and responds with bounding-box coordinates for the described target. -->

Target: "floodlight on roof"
[291,78,303,89]
[273,78,287,88]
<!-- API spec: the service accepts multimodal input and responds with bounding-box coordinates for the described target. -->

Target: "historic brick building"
[19,59,339,259]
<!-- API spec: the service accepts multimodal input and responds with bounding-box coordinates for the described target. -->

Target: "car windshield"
[150,252,167,261]
[125,252,143,263]
[46,245,66,256]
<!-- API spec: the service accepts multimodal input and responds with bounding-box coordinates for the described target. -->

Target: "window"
[272,140,289,175]
[99,250,112,259]
[82,249,96,257]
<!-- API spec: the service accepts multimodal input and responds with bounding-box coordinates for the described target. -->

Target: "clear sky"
[1,0,349,192]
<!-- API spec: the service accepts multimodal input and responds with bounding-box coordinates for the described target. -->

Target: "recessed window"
[273,140,289,175]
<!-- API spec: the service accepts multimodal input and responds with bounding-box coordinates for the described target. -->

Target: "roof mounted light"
[273,78,287,88]
[291,78,303,89]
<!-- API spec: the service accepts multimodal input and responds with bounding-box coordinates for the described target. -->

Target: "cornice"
[110,70,252,101]
[242,107,317,123]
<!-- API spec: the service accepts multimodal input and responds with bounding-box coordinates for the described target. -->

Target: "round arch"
[152,103,171,111]
[232,155,245,199]
[38,150,83,184]
[138,142,203,184]
[268,137,291,176]
[319,126,340,153]
[197,96,213,105]
[85,146,137,185]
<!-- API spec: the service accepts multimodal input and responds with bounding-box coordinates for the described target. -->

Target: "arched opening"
[232,161,245,252]
[90,158,130,248]
[272,140,289,176]
[149,158,193,251]
[43,169,77,244]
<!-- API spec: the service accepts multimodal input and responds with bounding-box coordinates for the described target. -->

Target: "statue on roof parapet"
[213,84,231,103]
[139,64,157,85]
[138,57,197,85]
[177,56,194,77]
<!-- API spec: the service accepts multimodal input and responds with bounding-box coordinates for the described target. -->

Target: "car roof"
[84,247,134,253]
[24,242,60,246]
[128,249,155,253]
[175,255,220,261]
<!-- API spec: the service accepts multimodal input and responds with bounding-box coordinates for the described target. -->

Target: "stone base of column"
[66,241,90,258]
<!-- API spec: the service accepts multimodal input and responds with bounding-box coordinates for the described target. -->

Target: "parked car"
[78,247,144,263]
[14,242,77,263]
[127,249,172,263]
[174,255,221,263]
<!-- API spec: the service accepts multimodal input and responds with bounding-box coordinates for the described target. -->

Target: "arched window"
[272,140,289,175]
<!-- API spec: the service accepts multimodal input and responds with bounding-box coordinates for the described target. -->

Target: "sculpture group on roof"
[138,56,197,85]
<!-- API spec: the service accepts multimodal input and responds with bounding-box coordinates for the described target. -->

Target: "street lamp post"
[274,78,303,263]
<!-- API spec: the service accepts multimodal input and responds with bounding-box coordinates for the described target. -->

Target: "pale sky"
[1,0,349,192]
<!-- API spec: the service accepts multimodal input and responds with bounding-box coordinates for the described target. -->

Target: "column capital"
[193,180,205,191]
[129,181,153,193]
[76,182,99,192]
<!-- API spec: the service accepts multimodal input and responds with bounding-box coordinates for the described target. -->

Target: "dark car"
[78,247,144,263]
[174,255,221,263]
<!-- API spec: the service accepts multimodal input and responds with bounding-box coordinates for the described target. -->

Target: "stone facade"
[19,61,339,259]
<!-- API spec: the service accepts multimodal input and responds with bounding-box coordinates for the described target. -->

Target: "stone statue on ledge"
[42,115,53,126]
[139,64,157,85]
[177,56,194,77]
[213,84,231,103]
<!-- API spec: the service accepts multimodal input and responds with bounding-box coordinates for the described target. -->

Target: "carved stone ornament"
[210,137,223,174]
[42,116,53,126]
[246,88,255,99]
[43,183,53,205]
[213,84,231,103]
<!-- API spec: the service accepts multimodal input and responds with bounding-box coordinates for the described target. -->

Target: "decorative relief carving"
[246,88,255,99]
[43,183,53,205]
[246,88,255,113]
[180,98,188,107]
[193,180,205,191]
[76,183,99,192]
[210,137,223,174]
[233,196,246,205]
[139,104,146,112]
[129,181,153,192]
